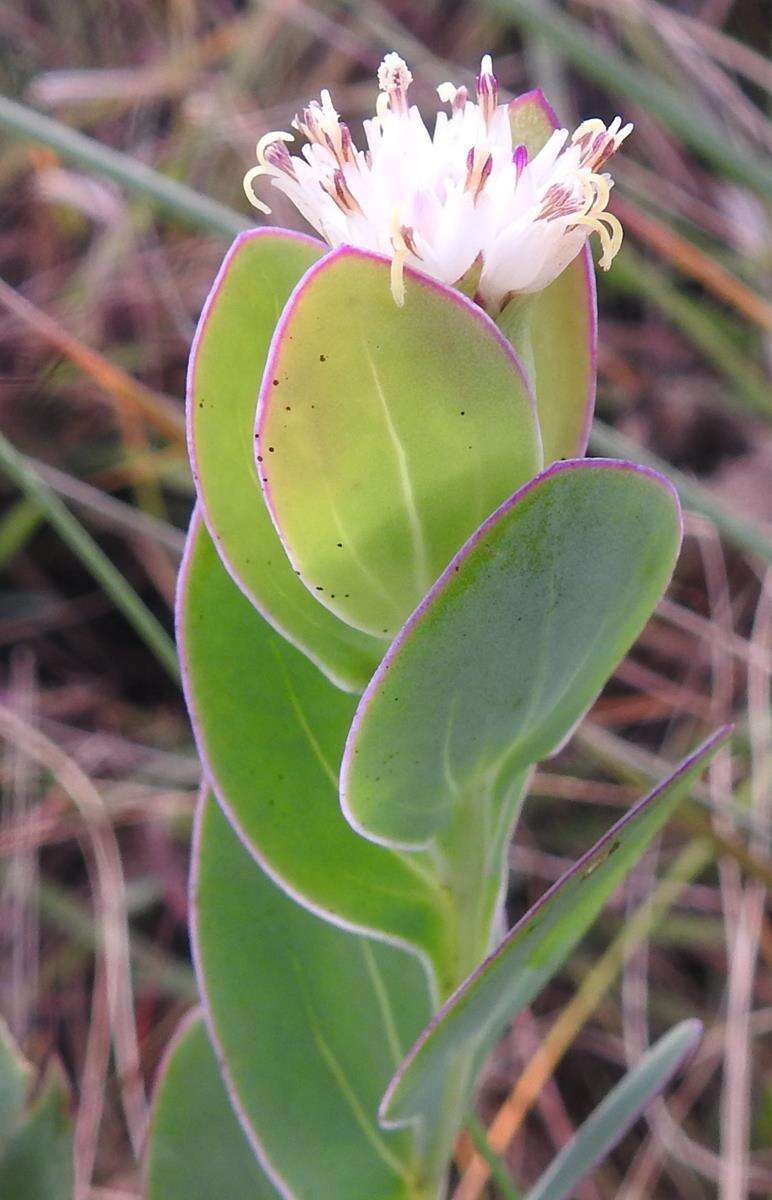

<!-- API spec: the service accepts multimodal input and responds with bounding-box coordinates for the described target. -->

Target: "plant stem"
[453,837,713,1200]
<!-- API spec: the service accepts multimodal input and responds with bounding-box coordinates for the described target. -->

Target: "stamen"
[256,130,295,166]
[465,146,493,202]
[476,54,498,127]
[243,164,272,213]
[538,182,582,222]
[437,82,468,114]
[572,210,624,268]
[244,131,296,212]
[378,52,413,115]
[321,169,363,216]
[572,117,633,170]
[512,143,529,182]
[389,214,421,306]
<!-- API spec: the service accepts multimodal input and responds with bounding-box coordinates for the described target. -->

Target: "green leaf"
[179,512,455,992]
[189,229,381,692]
[256,247,542,640]
[146,1012,277,1200]
[502,89,596,463]
[0,1017,30,1145]
[380,729,728,1128]
[0,1060,73,1200]
[193,793,438,1200]
[523,1020,703,1200]
[342,460,682,850]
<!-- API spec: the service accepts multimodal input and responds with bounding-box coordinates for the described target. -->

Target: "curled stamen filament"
[244,131,295,212]
[571,173,623,268]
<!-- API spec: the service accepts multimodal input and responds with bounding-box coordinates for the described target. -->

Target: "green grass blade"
[0,430,180,681]
[523,1021,703,1200]
[0,94,247,238]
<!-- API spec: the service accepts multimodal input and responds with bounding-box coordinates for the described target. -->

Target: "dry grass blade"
[0,705,147,1197]
[0,277,185,444]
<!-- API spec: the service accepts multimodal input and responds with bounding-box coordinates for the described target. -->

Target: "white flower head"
[244,53,632,310]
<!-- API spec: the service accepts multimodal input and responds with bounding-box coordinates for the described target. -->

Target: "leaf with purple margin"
[146,1012,277,1200]
[380,729,728,1129]
[523,1020,702,1200]
[194,792,439,1200]
[189,228,381,693]
[342,460,682,851]
[178,510,456,993]
[501,89,597,462]
[256,247,542,640]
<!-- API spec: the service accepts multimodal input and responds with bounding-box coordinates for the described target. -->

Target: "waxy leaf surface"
[146,1012,277,1200]
[257,247,542,639]
[0,1061,72,1200]
[524,1020,702,1200]
[503,89,596,461]
[179,512,454,990]
[381,729,728,1127]
[342,460,682,850]
[194,793,434,1200]
[189,228,381,692]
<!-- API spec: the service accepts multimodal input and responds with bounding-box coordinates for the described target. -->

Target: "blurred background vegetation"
[0,1,769,1197]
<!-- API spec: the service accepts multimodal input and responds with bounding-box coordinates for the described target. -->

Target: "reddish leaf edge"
[340,457,684,853]
[174,508,443,1007]
[508,86,597,458]
[253,243,542,619]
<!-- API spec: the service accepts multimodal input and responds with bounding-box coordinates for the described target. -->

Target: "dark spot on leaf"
[337,542,343,548]
[257,455,263,462]
[316,586,324,591]
[460,410,465,415]
[273,378,280,387]
[285,405,291,411]
[319,354,327,362]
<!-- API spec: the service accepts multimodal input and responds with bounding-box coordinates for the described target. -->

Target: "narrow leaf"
[523,1020,703,1200]
[380,728,728,1127]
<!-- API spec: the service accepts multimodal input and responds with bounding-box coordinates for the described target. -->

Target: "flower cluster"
[244,53,631,310]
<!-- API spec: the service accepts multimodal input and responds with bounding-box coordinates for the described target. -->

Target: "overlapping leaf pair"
[146,92,724,1200]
